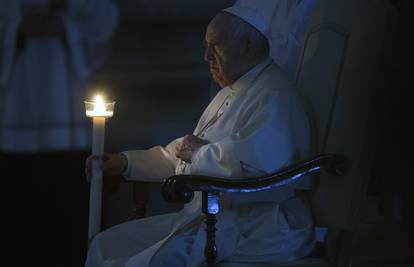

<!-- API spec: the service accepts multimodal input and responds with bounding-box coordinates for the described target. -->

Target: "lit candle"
[84,95,115,244]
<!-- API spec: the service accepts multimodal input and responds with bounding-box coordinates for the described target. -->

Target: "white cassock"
[86,59,316,267]
[0,0,118,152]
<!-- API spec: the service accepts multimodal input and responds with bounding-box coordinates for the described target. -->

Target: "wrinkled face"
[204,14,244,87]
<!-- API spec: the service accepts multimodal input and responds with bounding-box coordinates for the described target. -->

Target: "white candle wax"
[88,116,106,244]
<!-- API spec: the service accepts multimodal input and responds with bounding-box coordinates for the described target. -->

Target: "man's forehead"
[206,14,231,42]
[205,25,222,42]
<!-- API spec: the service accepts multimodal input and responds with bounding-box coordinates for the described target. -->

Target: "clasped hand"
[175,134,209,163]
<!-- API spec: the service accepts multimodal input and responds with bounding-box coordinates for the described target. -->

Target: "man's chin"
[209,73,222,87]
[211,76,224,88]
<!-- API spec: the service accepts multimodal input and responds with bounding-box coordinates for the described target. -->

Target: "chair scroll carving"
[162,153,348,266]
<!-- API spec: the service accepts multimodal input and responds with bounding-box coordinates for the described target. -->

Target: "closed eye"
[204,41,220,51]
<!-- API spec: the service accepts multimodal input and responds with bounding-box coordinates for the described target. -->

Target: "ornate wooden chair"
[160,0,398,266]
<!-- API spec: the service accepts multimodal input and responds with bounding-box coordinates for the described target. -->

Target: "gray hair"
[221,11,269,58]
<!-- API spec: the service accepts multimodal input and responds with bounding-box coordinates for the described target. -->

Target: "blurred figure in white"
[0,0,118,265]
[0,0,118,152]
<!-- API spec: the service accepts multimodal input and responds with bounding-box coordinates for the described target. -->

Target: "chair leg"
[204,213,217,267]
[132,182,149,219]
[202,192,220,267]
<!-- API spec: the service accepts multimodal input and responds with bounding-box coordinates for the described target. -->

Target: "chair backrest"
[295,0,398,231]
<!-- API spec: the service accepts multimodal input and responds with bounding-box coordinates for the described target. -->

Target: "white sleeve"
[121,138,182,182]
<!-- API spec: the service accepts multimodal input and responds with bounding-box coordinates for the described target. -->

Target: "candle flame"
[85,94,114,118]
[93,95,106,114]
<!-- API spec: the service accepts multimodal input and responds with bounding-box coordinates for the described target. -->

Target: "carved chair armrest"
[162,153,347,204]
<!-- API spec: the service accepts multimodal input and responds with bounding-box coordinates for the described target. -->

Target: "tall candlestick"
[84,95,115,245]
[89,116,105,243]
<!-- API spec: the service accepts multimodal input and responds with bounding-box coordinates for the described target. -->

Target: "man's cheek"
[215,55,224,69]
[212,72,221,83]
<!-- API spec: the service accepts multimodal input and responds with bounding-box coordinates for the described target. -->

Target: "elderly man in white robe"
[85,6,316,267]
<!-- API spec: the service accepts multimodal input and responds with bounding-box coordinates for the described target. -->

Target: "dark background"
[4,0,413,266]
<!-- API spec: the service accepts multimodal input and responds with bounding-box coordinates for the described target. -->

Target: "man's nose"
[204,46,213,62]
